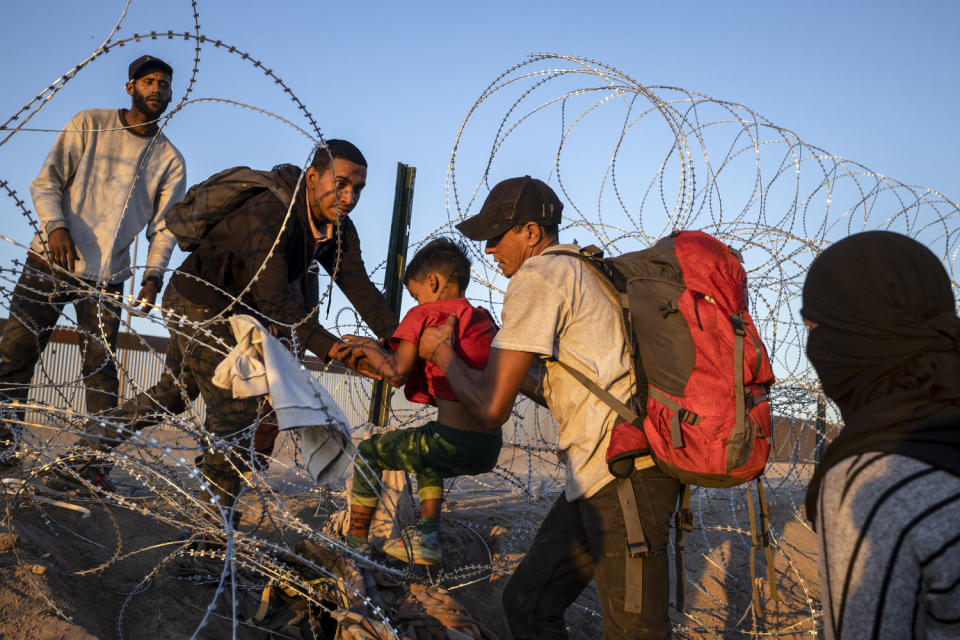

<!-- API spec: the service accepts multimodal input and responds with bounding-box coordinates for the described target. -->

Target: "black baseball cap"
[128,55,173,80]
[456,176,563,241]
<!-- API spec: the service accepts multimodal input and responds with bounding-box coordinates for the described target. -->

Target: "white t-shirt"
[493,244,635,500]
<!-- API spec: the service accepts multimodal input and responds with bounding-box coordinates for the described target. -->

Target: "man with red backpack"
[418,175,682,639]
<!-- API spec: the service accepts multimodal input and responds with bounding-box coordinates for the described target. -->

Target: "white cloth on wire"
[211,314,352,486]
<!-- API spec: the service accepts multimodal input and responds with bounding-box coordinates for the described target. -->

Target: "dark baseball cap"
[128,55,173,80]
[456,176,563,241]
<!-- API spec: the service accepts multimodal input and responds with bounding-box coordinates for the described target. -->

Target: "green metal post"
[814,396,826,463]
[368,163,416,425]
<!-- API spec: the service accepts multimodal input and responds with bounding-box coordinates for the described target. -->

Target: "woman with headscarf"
[802,230,960,640]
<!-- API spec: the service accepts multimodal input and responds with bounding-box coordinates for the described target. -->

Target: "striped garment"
[816,452,960,639]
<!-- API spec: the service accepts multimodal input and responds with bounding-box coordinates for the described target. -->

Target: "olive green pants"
[351,420,502,508]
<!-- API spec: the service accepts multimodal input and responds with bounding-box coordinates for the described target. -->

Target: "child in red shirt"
[341,237,499,565]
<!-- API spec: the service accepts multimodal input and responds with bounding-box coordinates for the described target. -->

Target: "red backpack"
[548,230,777,612]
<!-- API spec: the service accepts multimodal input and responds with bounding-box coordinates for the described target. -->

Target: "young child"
[341,237,500,565]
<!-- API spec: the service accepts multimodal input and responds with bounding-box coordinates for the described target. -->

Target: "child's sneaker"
[383,524,441,566]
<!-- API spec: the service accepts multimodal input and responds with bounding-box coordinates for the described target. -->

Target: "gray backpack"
[165,166,293,251]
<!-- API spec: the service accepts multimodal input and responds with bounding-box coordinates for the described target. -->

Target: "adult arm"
[138,150,187,309]
[518,358,549,408]
[420,314,533,430]
[317,218,398,339]
[29,111,87,237]
[29,112,87,268]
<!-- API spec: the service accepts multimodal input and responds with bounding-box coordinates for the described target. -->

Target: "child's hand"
[419,314,457,364]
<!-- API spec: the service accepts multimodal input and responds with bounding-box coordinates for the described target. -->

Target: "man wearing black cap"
[418,176,680,638]
[0,55,185,469]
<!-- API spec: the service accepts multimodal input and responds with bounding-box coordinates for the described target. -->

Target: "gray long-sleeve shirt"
[29,108,186,284]
[817,452,960,639]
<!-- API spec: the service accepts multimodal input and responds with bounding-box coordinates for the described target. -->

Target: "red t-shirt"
[388,298,498,405]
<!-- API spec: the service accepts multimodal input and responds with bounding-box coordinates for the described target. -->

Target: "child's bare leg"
[349,503,376,540]
[348,444,382,549]
[420,498,442,521]
[417,479,444,534]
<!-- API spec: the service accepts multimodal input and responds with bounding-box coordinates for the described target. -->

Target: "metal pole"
[368,163,416,425]
[814,396,826,463]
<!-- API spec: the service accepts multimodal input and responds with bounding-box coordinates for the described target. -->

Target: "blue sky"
[2,1,958,339]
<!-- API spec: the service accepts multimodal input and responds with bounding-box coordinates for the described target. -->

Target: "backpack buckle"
[626,539,650,558]
[580,244,605,259]
[678,408,699,425]
[659,300,680,318]
[730,313,746,336]
[746,386,768,409]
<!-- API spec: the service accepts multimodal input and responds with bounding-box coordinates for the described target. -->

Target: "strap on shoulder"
[546,357,642,428]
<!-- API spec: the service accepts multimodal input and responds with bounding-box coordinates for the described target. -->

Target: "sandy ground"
[0,424,821,639]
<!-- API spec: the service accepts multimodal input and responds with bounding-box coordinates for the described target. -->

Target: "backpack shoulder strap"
[545,246,622,296]
[547,357,642,428]
[541,246,643,429]
[261,177,293,206]
[728,313,747,469]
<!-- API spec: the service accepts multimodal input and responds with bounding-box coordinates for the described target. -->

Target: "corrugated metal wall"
[22,329,429,429]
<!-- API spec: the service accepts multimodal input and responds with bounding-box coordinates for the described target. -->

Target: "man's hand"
[327,340,354,362]
[135,280,159,311]
[343,335,405,384]
[328,337,387,381]
[418,314,457,365]
[417,312,533,429]
[47,227,78,272]
[340,335,381,353]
